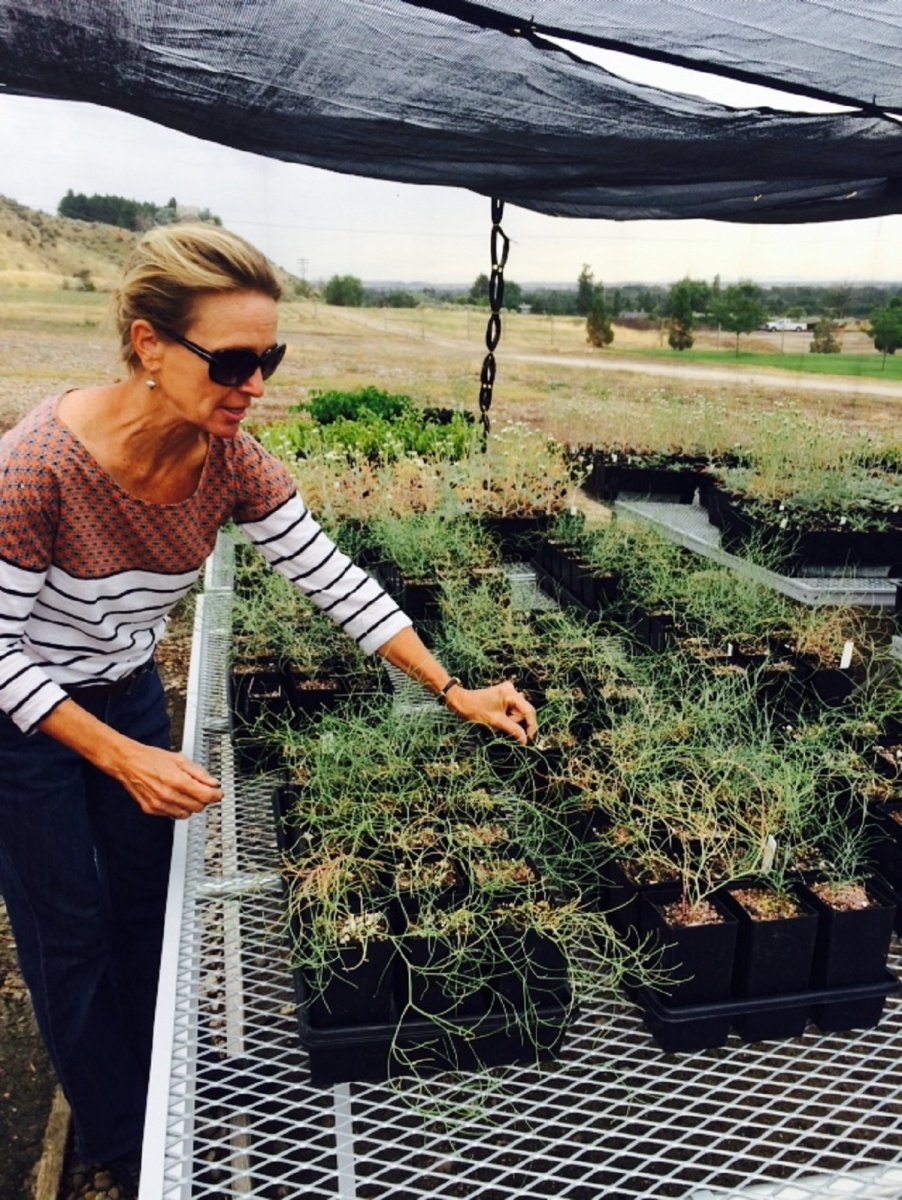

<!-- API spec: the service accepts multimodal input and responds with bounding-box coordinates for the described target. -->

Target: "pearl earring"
[146,378,156,390]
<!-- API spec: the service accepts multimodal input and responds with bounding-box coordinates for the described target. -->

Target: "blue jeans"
[0,666,173,1162]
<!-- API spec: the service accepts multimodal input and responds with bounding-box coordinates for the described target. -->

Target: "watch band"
[436,676,463,703]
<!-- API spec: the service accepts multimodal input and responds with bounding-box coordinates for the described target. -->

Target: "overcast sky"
[1,42,899,287]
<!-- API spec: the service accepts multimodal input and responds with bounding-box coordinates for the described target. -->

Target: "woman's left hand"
[443,680,537,745]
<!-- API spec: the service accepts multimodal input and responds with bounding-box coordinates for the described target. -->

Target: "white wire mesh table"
[141,534,902,1200]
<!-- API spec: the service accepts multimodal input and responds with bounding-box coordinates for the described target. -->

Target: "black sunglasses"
[164,331,286,386]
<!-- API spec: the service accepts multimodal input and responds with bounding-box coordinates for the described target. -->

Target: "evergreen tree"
[809,318,841,354]
[586,293,614,347]
[665,278,696,351]
[469,273,490,304]
[576,264,596,316]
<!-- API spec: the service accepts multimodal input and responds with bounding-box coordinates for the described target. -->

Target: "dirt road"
[330,306,902,402]
[509,351,902,400]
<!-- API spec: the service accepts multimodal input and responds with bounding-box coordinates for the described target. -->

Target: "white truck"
[762,318,808,332]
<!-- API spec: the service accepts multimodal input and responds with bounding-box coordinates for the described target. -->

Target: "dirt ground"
[0,290,898,1196]
[0,904,57,1198]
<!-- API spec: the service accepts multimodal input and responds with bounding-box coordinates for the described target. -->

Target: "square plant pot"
[488,927,570,1010]
[229,662,291,773]
[721,883,819,996]
[304,937,397,1029]
[284,669,341,718]
[597,859,680,946]
[640,887,738,1007]
[803,886,900,1049]
[800,877,897,990]
[719,882,819,1043]
[479,514,551,561]
[396,933,486,1018]
[634,988,732,1053]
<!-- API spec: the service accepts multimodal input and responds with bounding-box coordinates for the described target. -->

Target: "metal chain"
[478,197,509,441]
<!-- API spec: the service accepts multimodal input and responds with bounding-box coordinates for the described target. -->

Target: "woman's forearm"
[376,626,537,743]
[39,699,223,817]
[375,626,457,696]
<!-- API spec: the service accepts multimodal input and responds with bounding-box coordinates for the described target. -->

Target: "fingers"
[447,681,538,744]
[120,745,223,819]
[174,754,221,789]
[490,712,530,745]
[500,681,538,740]
[165,761,223,820]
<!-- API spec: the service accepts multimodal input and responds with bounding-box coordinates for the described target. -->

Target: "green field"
[619,346,902,381]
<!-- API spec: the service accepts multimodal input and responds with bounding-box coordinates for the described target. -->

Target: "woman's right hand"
[115,742,223,819]
[39,698,223,820]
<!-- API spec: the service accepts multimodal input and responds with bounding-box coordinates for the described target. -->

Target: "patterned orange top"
[0,397,409,732]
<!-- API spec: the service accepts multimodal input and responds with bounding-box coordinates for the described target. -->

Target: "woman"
[0,224,536,1193]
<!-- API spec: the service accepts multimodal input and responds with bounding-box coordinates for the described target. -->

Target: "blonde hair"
[114,224,282,369]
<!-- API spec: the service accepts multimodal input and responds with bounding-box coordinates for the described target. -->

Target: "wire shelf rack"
[614,499,898,609]
[141,533,902,1200]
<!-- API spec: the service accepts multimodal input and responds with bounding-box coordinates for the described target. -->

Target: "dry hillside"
[0,195,299,293]
[0,195,139,289]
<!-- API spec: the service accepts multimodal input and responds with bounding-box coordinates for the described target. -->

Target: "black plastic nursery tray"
[633,970,901,1054]
[289,967,572,1087]
[271,786,574,1086]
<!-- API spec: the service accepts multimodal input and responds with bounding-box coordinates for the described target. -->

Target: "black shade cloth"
[402,1,902,115]
[1,0,901,222]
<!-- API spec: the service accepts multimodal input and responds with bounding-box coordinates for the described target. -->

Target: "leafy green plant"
[296,385,414,425]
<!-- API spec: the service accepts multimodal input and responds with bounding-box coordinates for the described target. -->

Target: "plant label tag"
[727,642,734,658]
[779,517,789,530]
[762,834,777,873]
[840,640,854,671]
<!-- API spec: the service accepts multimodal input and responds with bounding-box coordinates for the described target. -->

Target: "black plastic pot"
[587,460,701,504]
[802,877,896,987]
[800,877,897,1030]
[597,859,680,944]
[305,938,397,1029]
[634,971,901,1053]
[706,484,902,570]
[373,563,443,623]
[570,561,620,612]
[398,578,443,623]
[792,655,855,707]
[719,883,818,1042]
[489,928,570,1009]
[283,669,341,717]
[389,856,466,923]
[532,556,610,620]
[397,934,484,1018]
[229,662,292,772]
[640,888,739,1007]
[291,983,572,1085]
[866,803,902,910]
[634,609,679,652]
[271,786,576,1082]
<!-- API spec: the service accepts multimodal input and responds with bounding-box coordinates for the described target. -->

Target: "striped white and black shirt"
[0,396,410,733]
